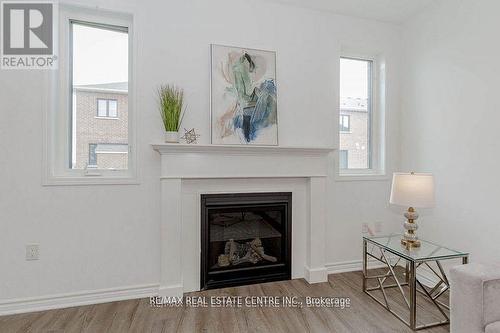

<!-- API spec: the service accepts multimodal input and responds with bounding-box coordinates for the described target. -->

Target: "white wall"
[401,0,500,264]
[0,0,401,304]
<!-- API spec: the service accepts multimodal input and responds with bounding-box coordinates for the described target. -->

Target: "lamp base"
[401,238,421,248]
[401,207,421,248]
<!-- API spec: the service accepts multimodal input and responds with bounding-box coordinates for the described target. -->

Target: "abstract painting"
[211,44,278,145]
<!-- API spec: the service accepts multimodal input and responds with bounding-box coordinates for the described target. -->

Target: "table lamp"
[390,172,435,248]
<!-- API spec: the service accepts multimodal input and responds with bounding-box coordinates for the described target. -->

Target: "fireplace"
[200,192,292,290]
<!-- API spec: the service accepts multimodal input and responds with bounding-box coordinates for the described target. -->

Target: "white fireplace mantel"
[152,143,335,179]
[152,143,334,155]
[152,143,335,297]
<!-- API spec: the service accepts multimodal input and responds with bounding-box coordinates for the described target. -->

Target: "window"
[88,144,97,167]
[97,99,118,118]
[339,115,350,132]
[71,22,128,171]
[43,7,136,185]
[339,150,348,169]
[339,57,372,171]
[88,143,128,169]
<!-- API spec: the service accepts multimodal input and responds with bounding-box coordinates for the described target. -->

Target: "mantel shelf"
[152,143,335,156]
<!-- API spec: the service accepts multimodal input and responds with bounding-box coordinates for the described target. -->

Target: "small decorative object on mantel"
[158,84,185,143]
[180,128,200,144]
[390,172,435,248]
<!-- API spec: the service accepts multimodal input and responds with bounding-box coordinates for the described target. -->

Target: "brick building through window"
[72,82,128,170]
[339,97,369,169]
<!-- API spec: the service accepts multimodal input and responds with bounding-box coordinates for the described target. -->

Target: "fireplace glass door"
[201,193,291,290]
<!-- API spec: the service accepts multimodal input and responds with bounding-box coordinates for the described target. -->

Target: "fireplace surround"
[201,192,292,290]
[152,143,334,297]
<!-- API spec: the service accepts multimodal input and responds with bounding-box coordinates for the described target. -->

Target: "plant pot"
[165,131,179,143]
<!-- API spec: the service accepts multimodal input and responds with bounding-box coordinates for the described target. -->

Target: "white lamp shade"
[390,173,435,208]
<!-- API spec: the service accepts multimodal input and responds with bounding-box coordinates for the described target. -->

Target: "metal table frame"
[362,236,469,331]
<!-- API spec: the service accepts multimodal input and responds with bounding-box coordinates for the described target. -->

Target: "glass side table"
[363,234,469,331]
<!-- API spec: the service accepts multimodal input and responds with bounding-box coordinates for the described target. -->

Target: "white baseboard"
[0,283,159,316]
[158,284,184,298]
[0,263,441,316]
[304,266,328,283]
[326,259,386,274]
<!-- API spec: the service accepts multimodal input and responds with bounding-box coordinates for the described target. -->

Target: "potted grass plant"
[158,85,185,143]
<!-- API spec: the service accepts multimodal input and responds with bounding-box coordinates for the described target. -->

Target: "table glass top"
[364,234,468,262]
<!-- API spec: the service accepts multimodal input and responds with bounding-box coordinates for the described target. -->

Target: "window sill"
[95,116,119,120]
[335,172,389,182]
[42,174,139,186]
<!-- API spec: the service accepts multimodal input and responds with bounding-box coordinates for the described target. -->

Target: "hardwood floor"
[0,270,450,333]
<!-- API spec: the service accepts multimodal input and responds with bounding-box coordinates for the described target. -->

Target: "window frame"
[339,150,349,169]
[336,52,386,181]
[88,143,98,167]
[96,98,119,118]
[43,5,137,185]
[339,114,350,132]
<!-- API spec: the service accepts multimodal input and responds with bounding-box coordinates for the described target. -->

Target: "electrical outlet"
[26,244,39,261]
[374,221,383,234]
[362,223,369,234]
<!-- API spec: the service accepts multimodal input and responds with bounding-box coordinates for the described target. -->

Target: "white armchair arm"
[450,263,500,333]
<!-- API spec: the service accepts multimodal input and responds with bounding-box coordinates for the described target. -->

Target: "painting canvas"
[211,44,278,145]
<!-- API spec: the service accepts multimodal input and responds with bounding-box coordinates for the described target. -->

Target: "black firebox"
[200,192,292,290]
